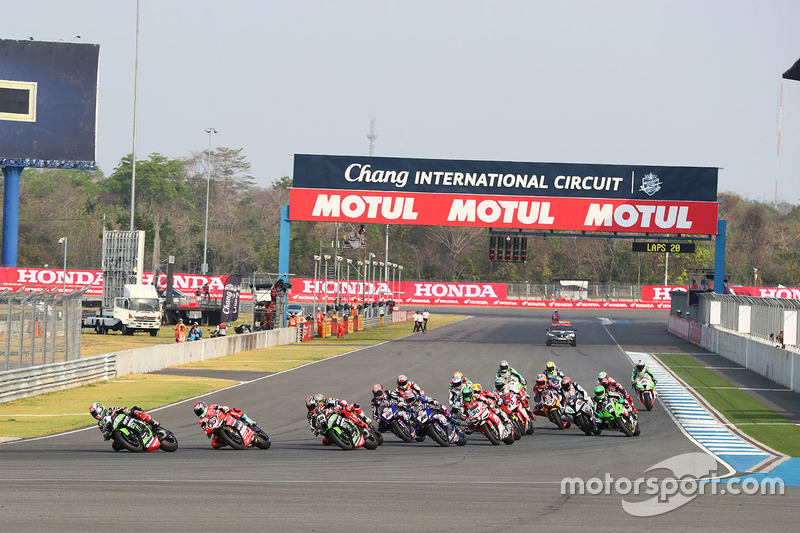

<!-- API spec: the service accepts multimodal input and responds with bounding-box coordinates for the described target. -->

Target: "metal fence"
[694,292,800,347]
[507,283,642,301]
[1,287,88,371]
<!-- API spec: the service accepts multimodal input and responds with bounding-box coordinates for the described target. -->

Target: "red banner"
[0,267,252,301]
[289,188,719,235]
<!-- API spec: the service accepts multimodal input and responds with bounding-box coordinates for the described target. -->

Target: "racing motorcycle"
[412,399,466,447]
[201,411,272,450]
[563,393,600,436]
[594,393,640,437]
[634,375,657,411]
[540,388,570,430]
[462,401,514,445]
[498,391,534,438]
[100,410,178,453]
[376,400,415,442]
[313,409,379,451]
[339,405,383,447]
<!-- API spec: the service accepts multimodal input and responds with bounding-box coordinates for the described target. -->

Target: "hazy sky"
[6,1,800,204]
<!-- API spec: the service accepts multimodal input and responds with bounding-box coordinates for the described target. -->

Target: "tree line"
[2,148,797,287]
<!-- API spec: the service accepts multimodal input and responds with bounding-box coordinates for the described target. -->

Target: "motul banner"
[289,189,719,235]
[293,154,718,201]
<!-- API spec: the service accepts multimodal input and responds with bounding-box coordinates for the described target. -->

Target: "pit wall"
[668,315,800,393]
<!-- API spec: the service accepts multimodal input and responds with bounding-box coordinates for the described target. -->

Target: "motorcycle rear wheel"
[156,428,179,452]
[481,422,502,445]
[218,426,247,450]
[391,419,413,443]
[112,429,144,453]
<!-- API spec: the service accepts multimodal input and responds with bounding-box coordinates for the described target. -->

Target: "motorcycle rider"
[306,394,368,446]
[496,360,527,386]
[193,400,258,449]
[560,377,589,404]
[449,372,473,415]
[531,373,563,415]
[371,384,406,423]
[90,402,160,451]
[544,361,566,385]
[396,374,425,403]
[597,372,638,414]
[630,359,657,389]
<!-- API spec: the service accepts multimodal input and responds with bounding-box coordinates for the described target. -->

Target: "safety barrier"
[668,315,800,392]
[0,354,115,403]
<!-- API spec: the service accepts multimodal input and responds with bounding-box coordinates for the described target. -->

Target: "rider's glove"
[151,421,160,429]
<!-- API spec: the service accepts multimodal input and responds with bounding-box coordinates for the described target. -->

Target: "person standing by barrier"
[174,318,187,343]
[316,308,325,337]
[337,313,346,338]
[422,309,429,333]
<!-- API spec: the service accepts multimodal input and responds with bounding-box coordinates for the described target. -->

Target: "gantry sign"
[289,154,719,235]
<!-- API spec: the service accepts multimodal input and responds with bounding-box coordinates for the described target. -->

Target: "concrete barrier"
[114,328,296,376]
[669,318,800,392]
[0,354,115,403]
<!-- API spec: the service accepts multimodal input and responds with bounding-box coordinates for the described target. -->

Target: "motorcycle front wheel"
[326,428,355,450]
[218,426,247,450]
[481,422,502,445]
[616,417,634,437]
[362,430,380,450]
[391,419,413,443]
[156,428,179,452]
[428,423,450,447]
[253,429,272,449]
[112,429,145,453]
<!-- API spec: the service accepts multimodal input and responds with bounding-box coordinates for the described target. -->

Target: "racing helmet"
[545,361,556,374]
[193,400,207,417]
[461,385,474,403]
[472,383,483,395]
[599,376,610,388]
[89,402,105,420]
[451,372,463,387]
[534,373,547,388]
[598,371,607,380]
[636,359,645,372]
[561,377,573,391]
[594,385,606,398]
[372,384,385,398]
[397,374,409,389]
[494,377,506,392]
[499,360,509,372]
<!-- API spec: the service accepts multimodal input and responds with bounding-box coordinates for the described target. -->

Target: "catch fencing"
[1,287,88,371]
[693,293,800,348]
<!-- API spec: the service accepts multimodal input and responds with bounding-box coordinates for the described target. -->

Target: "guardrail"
[0,354,115,403]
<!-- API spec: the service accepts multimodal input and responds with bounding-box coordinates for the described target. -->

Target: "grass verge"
[179,314,467,372]
[657,353,800,456]
[2,314,468,439]
[0,374,235,439]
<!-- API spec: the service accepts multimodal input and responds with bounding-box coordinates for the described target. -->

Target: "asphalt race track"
[2,308,797,531]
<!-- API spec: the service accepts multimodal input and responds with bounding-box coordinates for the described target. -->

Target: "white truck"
[83,230,162,336]
[85,284,162,336]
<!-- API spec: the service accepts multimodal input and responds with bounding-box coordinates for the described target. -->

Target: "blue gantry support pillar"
[1,166,23,267]
[714,219,726,294]
[278,204,291,328]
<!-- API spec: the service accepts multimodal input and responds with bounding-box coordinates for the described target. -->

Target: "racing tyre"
[218,426,247,450]
[545,340,552,346]
[428,423,450,447]
[112,429,145,453]
[616,417,634,437]
[643,394,654,411]
[391,419,414,443]
[156,428,179,452]
[513,418,524,440]
[326,428,355,450]
[253,429,272,449]
[362,430,380,450]
[481,422,502,446]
